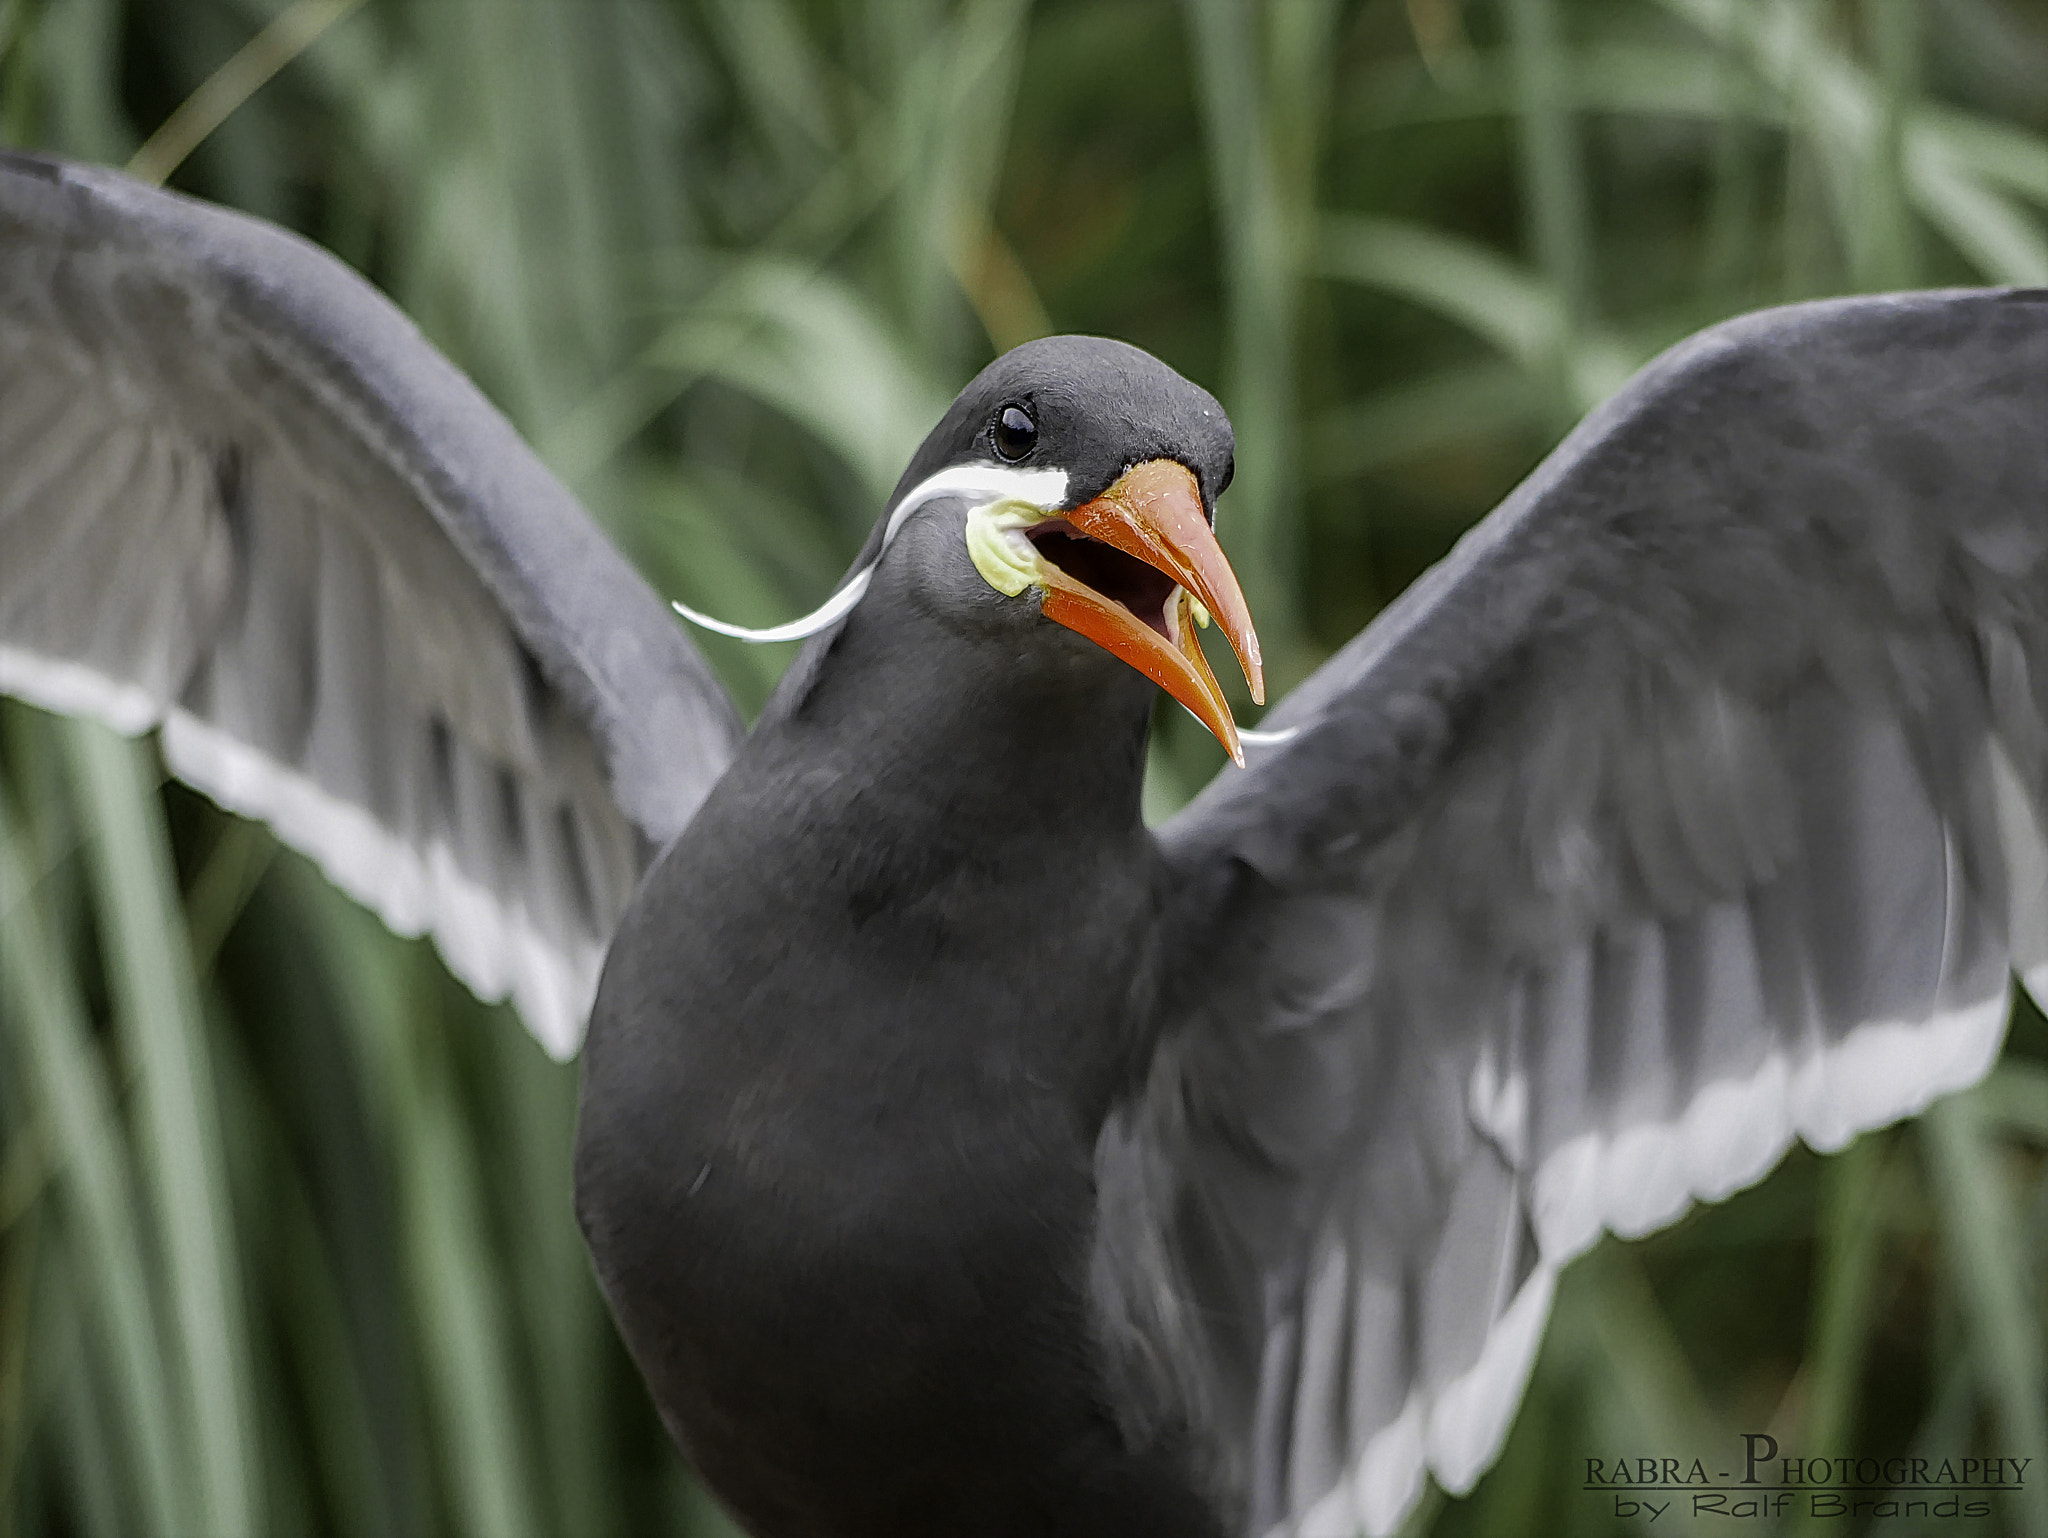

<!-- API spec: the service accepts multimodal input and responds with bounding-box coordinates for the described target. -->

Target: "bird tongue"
[1034,459,1263,765]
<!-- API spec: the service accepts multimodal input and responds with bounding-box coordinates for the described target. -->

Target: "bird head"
[878,336,1264,762]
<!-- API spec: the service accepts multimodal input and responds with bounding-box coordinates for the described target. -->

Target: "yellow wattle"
[964,498,1050,597]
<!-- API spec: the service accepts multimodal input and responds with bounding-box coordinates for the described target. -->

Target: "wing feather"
[1100,290,2048,1534]
[0,152,741,1055]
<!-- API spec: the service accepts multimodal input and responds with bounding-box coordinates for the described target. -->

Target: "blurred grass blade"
[1904,147,2048,284]
[205,993,387,1538]
[1852,0,1919,290]
[1320,216,1557,365]
[1921,1093,2048,1534]
[1502,0,1590,418]
[940,0,1051,354]
[1930,109,2048,208]
[61,720,259,1538]
[1703,37,1765,303]
[282,864,542,1538]
[1345,41,1765,134]
[702,0,833,163]
[496,1036,617,1538]
[889,0,1035,358]
[0,1195,36,1516]
[46,1256,128,1538]
[1317,215,1635,409]
[274,1169,399,1538]
[1976,1061,2048,1141]
[1662,0,2048,285]
[643,258,949,502]
[1563,1244,1731,1463]
[1307,361,1540,485]
[1545,1246,1732,1537]
[184,820,276,981]
[0,765,186,1534]
[125,0,365,187]
[1793,1132,1888,1535]
[1182,0,1307,669]
[405,1051,543,1538]
[30,0,131,163]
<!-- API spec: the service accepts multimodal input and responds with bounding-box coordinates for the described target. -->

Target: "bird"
[5,147,2048,1537]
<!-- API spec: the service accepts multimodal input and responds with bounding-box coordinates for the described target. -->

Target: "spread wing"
[1094,290,2048,1536]
[0,151,743,1057]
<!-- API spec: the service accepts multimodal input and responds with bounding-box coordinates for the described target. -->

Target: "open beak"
[1029,459,1263,764]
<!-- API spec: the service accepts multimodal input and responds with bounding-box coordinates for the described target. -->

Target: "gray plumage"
[0,150,740,1055]
[1104,289,2048,1534]
[4,153,2046,1537]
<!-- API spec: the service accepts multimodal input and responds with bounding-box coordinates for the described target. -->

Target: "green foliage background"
[3,1,2048,1534]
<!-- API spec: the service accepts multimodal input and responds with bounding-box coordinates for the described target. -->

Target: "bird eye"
[993,405,1037,461]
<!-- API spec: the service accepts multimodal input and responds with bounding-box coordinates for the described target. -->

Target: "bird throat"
[576,522,1178,1538]
[740,526,1160,850]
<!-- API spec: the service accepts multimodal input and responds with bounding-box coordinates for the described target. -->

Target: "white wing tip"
[0,646,161,735]
[1425,1265,1557,1495]
[1356,985,2017,1538]
[160,710,600,1056]
[1354,1400,1427,1537]
[1531,983,2010,1263]
[1285,1266,1559,1538]
[1790,991,2009,1152]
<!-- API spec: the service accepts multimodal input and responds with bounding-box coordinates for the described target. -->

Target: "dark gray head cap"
[883,335,1237,522]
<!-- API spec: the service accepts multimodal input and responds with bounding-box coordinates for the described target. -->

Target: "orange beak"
[1034,459,1263,764]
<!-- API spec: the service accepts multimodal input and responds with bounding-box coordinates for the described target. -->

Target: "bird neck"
[758,594,1159,844]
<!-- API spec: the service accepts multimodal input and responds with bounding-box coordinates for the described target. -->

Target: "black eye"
[993,404,1036,461]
